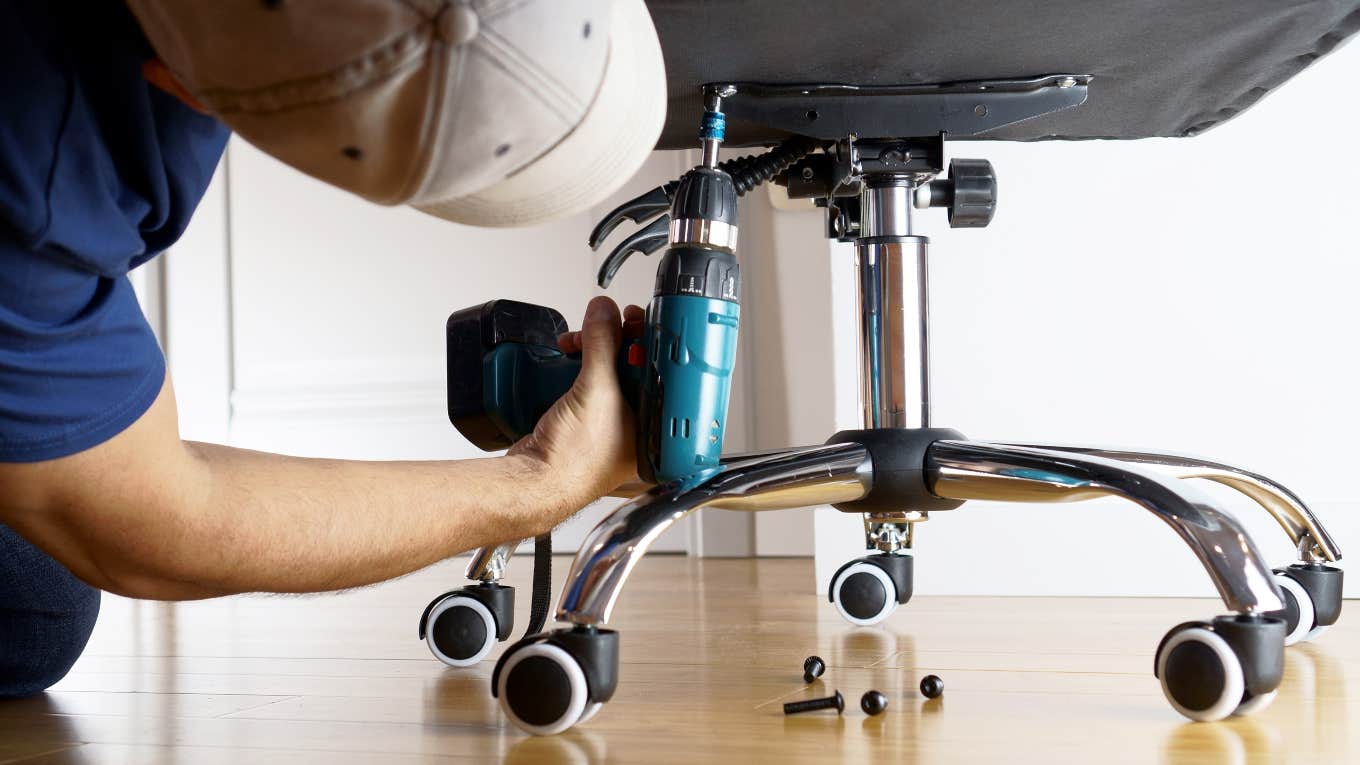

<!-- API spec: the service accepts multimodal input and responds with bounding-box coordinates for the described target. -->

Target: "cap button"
[438,3,479,46]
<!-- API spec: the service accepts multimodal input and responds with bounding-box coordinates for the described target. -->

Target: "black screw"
[802,655,825,683]
[920,674,944,699]
[860,690,888,716]
[784,690,844,715]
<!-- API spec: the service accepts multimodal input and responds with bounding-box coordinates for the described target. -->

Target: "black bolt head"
[920,674,944,699]
[831,689,845,713]
[860,690,888,716]
[803,655,826,683]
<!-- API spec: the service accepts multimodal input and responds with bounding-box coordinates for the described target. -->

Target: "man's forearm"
[0,378,586,601]
[166,443,564,597]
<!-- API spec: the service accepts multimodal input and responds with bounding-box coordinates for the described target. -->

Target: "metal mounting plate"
[707,75,1090,141]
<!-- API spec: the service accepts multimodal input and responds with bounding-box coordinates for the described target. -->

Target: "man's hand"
[510,297,644,515]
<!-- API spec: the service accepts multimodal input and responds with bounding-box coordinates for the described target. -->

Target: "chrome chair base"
[458,430,1342,732]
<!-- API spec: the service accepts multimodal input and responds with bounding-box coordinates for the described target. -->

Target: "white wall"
[160,143,703,553]
[814,37,1360,597]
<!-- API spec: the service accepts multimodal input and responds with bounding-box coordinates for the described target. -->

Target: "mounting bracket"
[705,75,1091,142]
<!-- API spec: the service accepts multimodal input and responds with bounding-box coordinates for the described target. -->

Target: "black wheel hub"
[1164,641,1227,712]
[432,605,489,660]
[839,571,887,620]
[506,655,573,726]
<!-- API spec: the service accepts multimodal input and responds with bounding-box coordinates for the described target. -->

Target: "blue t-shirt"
[0,1,229,462]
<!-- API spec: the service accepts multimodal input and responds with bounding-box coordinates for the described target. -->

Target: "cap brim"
[416,0,666,228]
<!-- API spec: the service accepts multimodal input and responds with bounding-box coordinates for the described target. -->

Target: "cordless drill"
[445,103,741,484]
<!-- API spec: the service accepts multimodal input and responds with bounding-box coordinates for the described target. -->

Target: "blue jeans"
[0,524,99,696]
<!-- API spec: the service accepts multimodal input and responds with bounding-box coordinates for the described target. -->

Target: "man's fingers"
[622,304,645,340]
[557,331,582,354]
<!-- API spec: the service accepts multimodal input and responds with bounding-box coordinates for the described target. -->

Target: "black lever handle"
[588,183,676,250]
[596,214,670,288]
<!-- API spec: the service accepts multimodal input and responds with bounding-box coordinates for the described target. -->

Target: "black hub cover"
[432,604,488,660]
[1164,641,1227,712]
[506,655,574,726]
[840,572,887,620]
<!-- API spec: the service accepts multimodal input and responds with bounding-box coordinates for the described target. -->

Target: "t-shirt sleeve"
[0,254,165,463]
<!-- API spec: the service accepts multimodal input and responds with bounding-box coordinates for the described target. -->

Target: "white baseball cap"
[127,0,667,228]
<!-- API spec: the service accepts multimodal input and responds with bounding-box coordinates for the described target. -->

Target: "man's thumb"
[578,297,622,382]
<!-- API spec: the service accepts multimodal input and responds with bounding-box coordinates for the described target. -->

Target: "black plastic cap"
[919,674,944,699]
[860,690,888,716]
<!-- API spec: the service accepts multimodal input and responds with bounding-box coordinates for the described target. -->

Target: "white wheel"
[577,701,604,725]
[1157,627,1246,722]
[498,643,589,736]
[425,596,497,668]
[1233,688,1278,717]
[1274,573,1316,647]
[831,561,899,627]
[1303,623,1330,642]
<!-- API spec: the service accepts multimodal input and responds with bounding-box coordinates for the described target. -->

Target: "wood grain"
[1,556,1354,764]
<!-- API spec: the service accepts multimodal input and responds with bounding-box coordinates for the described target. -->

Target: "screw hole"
[583,21,591,38]
[805,109,819,122]
[973,104,988,117]
[341,146,362,160]
[261,0,284,8]
[495,143,511,157]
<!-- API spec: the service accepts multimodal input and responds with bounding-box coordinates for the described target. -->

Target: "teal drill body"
[637,277,740,483]
[446,104,743,485]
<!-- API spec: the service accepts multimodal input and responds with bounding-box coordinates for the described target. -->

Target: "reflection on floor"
[0,556,1354,763]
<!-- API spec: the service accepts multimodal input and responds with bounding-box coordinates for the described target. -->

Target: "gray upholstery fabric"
[647,0,1360,147]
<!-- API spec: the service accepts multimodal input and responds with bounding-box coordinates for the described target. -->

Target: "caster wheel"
[829,556,910,626]
[1272,572,1315,647]
[1232,688,1277,717]
[497,643,591,735]
[1155,617,1285,722]
[1156,625,1245,722]
[577,701,605,725]
[1274,564,1343,644]
[425,595,497,668]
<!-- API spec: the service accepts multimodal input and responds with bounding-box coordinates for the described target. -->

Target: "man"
[0,0,666,695]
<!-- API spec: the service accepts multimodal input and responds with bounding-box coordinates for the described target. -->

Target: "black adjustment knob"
[943,159,996,228]
[919,159,997,229]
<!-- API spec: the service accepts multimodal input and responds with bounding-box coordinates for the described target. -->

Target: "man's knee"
[0,525,101,697]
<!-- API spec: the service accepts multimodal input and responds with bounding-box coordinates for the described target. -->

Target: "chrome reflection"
[557,444,873,626]
[1002,444,1342,563]
[925,441,1284,613]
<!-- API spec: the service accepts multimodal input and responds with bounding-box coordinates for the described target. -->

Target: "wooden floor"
[0,556,1354,764]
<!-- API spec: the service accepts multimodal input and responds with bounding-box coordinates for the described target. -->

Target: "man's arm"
[0,298,641,601]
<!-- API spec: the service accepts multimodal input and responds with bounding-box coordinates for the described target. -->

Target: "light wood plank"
[0,557,1353,764]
